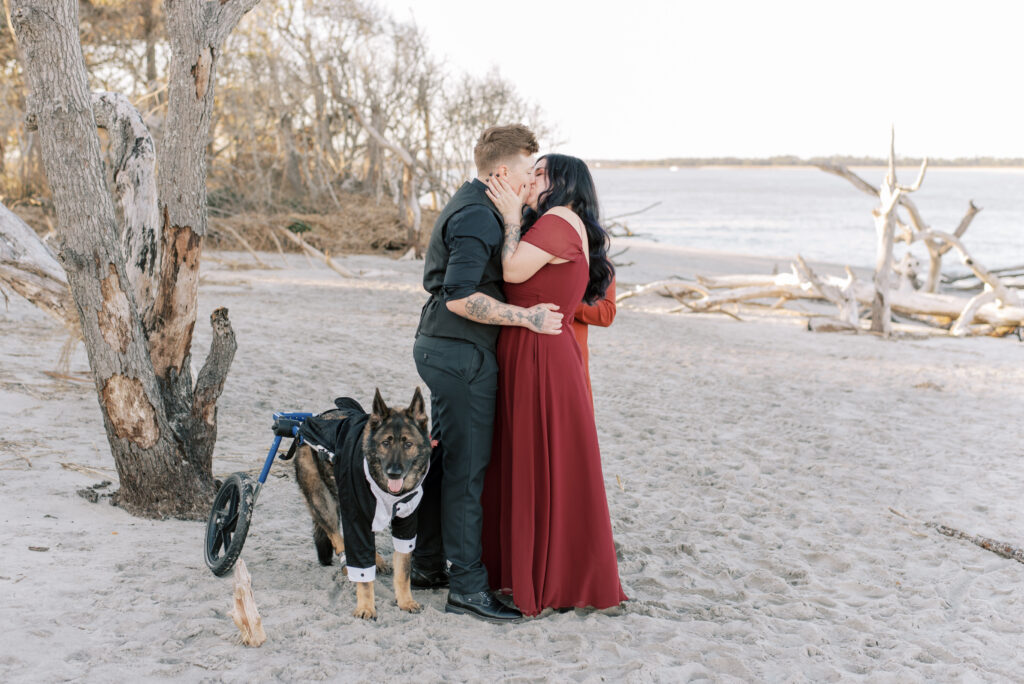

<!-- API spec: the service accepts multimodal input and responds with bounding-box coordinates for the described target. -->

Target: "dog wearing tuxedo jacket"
[293,388,431,619]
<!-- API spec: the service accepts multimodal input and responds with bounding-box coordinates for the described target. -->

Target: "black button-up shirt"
[416,180,506,350]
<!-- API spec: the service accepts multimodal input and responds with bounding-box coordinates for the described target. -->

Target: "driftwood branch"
[793,254,859,327]
[914,229,1019,307]
[939,201,982,257]
[228,558,266,647]
[216,222,271,268]
[816,163,878,197]
[950,291,996,337]
[0,203,77,331]
[890,508,1024,564]
[276,226,357,278]
[814,130,1013,334]
[926,522,1024,564]
[606,201,662,222]
[623,260,1024,335]
[896,158,928,192]
[616,278,687,302]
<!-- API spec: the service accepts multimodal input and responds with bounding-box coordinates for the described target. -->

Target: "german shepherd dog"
[294,388,431,619]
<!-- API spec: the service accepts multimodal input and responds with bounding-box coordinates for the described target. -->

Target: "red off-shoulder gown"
[482,213,627,616]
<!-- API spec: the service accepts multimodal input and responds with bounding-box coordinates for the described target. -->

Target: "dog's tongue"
[387,478,403,494]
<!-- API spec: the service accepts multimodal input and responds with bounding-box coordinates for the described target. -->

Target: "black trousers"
[412,334,498,594]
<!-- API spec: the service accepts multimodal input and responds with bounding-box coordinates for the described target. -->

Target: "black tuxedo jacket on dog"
[299,398,419,582]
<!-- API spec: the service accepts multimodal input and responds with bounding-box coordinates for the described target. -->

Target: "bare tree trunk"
[279,114,306,199]
[400,162,421,248]
[140,0,160,94]
[339,94,422,251]
[363,102,384,197]
[148,0,258,480]
[11,0,255,519]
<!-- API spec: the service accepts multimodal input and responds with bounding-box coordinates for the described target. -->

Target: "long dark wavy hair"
[522,154,614,304]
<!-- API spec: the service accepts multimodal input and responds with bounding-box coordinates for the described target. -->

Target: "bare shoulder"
[541,206,588,262]
[543,205,584,230]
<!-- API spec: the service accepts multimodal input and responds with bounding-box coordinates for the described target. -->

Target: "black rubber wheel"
[204,472,255,576]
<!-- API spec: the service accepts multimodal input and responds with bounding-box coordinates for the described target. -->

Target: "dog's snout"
[385,463,404,478]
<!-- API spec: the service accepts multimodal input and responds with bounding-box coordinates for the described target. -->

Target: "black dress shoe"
[410,565,449,589]
[445,591,523,623]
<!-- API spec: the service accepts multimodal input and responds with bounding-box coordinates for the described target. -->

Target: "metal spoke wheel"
[204,472,255,576]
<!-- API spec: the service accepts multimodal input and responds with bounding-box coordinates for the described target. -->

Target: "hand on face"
[484,175,529,224]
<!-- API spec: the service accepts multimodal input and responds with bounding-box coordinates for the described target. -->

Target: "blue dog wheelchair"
[203,411,313,576]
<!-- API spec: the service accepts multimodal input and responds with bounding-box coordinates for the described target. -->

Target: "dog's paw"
[375,554,392,574]
[352,605,377,620]
[397,599,422,613]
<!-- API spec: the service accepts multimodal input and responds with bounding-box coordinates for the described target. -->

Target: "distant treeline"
[591,156,1024,168]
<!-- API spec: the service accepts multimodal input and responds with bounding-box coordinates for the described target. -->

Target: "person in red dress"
[480,154,627,616]
[572,276,616,402]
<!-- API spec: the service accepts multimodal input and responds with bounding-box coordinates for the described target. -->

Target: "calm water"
[592,167,1024,271]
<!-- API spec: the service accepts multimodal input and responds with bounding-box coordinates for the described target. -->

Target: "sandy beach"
[1,240,1022,682]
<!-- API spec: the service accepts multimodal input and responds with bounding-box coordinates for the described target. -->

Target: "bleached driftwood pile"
[620,131,1024,338]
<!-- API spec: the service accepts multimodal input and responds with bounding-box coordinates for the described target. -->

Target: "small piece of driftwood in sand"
[925,523,1024,565]
[276,226,357,278]
[806,317,858,333]
[59,461,113,477]
[229,558,266,647]
[889,508,1024,564]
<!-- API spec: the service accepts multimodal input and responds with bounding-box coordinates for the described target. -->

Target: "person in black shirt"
[412,125,562,623]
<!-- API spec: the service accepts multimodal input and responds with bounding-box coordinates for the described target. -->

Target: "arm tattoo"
[461,293,538,330]
[526,309,545,330]
[501,222,522,265]
[464,294,492,320]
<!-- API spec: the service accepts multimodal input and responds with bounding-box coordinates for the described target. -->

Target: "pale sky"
[377,0,1024,160]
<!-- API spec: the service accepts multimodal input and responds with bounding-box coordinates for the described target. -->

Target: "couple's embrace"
[411,124,627,621]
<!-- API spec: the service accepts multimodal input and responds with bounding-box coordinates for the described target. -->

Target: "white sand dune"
[1,243,1022,682]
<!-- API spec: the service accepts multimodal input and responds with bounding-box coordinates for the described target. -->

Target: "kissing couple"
[411,124,627,621]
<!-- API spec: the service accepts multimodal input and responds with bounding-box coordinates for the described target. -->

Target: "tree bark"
[92,91,160,319]
[150,0,257,387]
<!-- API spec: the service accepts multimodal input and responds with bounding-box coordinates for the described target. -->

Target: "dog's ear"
[408,386,427,430]
[370,388,389,428]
